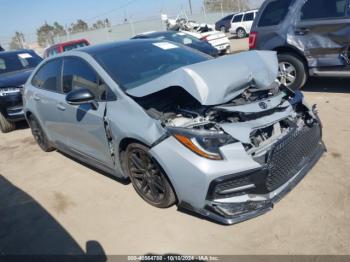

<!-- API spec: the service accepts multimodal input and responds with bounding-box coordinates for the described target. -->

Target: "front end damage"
[129,51,326,224]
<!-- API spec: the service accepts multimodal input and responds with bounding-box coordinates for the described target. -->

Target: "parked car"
[229,10,258,38]
[165,16,231,54]
[24,39,325,224]
[215,14,235,32]
[132,31,219,57]
[0,49,42,132]
[250,0,350,90]
[44,39,90,58]
[182,28,231,55]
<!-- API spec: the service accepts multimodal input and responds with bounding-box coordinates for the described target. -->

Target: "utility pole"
[188,0,193,15]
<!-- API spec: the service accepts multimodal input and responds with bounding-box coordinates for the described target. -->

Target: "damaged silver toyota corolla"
[24,39,326,224]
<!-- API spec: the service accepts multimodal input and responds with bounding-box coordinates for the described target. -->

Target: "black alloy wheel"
[28,115,55,152]
[126,143,176,208]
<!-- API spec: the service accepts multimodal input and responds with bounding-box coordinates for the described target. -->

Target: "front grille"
[265,124,322,192]
[207,124,323,200]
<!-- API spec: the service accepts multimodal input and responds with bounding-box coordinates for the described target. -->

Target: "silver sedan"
[23,39,325,224]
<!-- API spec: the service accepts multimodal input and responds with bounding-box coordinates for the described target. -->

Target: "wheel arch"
[236,27,246,33]
[118,137,179,203]
[273,45,309,71]
[118,137,152,176]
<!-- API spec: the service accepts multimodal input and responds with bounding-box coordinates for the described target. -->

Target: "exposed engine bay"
[132,83,321,161]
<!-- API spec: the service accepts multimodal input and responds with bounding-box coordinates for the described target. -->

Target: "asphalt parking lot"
[0,39,349,255]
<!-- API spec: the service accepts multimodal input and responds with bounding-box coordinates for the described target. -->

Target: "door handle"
[56,103,66,111]
[33,94,41,102]
[295,27,310,35]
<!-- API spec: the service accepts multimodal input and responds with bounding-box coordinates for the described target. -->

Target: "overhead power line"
[85,0,139,22]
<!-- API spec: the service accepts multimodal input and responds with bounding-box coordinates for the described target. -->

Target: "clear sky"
[0,0,203,40]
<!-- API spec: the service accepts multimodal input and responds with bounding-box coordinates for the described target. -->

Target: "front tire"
[0,111,16,133]
[125,143,176,208]
[28,115,55,152]
[278,53,307,91]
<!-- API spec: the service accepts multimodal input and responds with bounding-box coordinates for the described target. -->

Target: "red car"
[44,39,90,58]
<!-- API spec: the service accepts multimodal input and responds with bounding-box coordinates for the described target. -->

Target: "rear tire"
[28,115,55,152]
[236,28,246,38]
[0,111,16,133]
[277,53,307,91]
[125,143,176,208]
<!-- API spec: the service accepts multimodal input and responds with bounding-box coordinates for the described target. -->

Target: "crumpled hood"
[0,69,33,88]
[127,51,278,106]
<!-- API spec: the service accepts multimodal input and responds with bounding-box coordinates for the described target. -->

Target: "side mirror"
[66,88,98,109]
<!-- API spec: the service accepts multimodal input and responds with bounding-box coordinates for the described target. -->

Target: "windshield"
[0,52,42,75]
[160,32,203,46]
[93,41,210,90]
[63,42,89,52]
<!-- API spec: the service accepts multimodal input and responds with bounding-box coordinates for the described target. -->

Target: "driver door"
[58,56,115,168]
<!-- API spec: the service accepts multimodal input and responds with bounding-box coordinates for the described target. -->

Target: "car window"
[0,58,6,70]
[224,15,233,21]
[243,12,254,21]
[62,57,107,101]
[32,59,62,92]
[258,0,295,27]
[301,0,347,20]
[232,14,243,23]
[0,52,42,75]
[168,33,201,46]
[63,42,89,52]
[49,48,58,57]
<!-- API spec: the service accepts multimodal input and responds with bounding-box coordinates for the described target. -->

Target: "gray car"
[250,0,350,91]
[23,39,325,224]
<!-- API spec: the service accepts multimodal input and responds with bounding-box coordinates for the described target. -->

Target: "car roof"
[47,39,89,49]
[0,49,35,56]
[234,9,258,15]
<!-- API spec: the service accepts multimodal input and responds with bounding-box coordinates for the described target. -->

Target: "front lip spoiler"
[178,141,326,225]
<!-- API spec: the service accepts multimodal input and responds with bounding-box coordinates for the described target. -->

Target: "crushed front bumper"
[193,124,326,225]
[152,122,325,225]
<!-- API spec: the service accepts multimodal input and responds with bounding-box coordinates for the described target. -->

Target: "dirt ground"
[0,39,349,255]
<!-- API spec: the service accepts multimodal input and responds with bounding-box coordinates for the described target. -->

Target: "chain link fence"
[54,12,229,45]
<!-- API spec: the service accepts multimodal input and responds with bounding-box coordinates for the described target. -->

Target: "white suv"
[229,10,258,38]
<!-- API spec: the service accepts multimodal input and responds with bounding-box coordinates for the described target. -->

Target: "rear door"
[231,14,243,32]
[242,12,255,33]
[295,0,350,69]
[31,59,66,143]
[59,56,114,168]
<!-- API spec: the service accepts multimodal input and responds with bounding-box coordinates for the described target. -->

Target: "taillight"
[249,32,258,49]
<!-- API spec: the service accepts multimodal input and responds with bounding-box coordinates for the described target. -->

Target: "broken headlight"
[167,127,236,160]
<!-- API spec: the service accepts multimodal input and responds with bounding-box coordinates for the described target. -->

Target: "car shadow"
[15,120,29,130]
[303,77,350,94]
[0,174,107,259]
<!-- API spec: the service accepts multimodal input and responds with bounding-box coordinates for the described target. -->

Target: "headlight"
[167,127,236,160]
[0,87,21,96]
